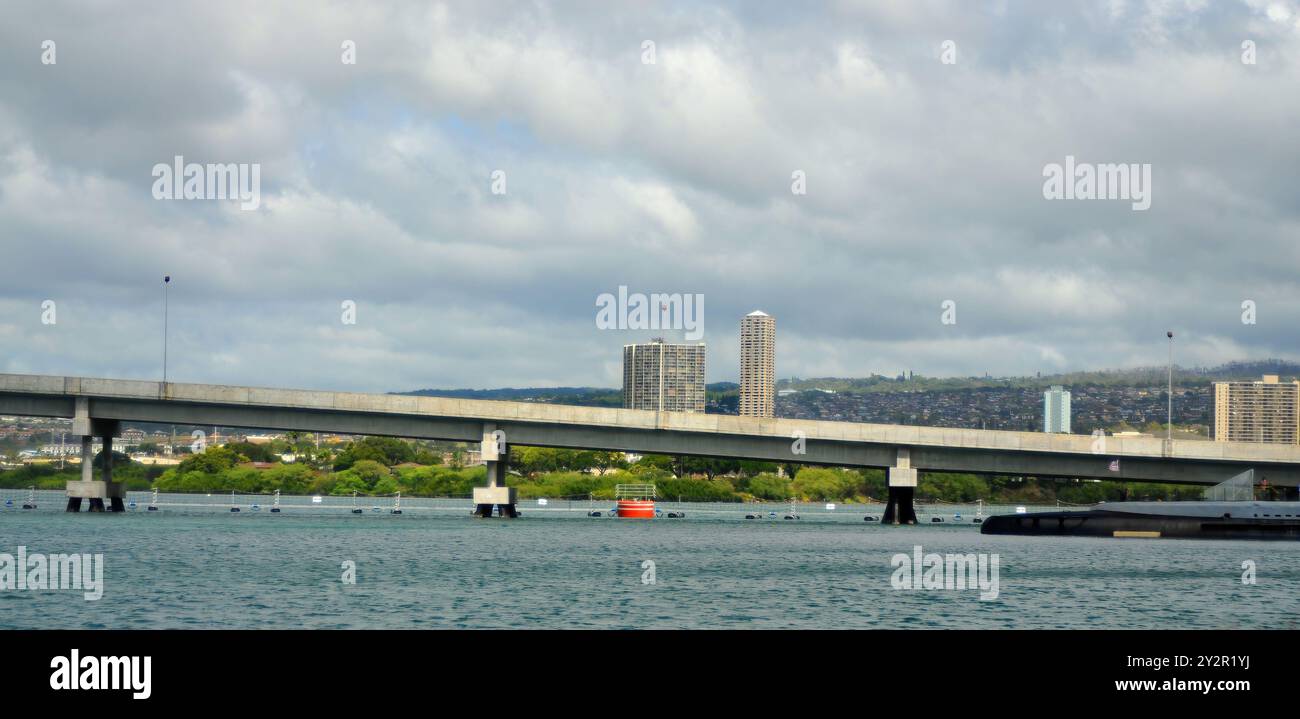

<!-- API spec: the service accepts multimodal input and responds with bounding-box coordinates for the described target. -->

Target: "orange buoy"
[615,499,656,519]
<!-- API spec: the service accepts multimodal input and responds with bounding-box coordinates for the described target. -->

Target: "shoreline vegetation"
[0,436,1207,504]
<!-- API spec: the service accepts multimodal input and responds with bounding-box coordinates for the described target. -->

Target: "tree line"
[0,437,1208,503]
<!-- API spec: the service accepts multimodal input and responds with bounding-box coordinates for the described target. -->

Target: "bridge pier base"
[472,424,517,518]
[884,448,918,525]
[882,486,917,525]
[64,408,126,514]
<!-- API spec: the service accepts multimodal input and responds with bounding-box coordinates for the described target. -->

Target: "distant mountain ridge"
[403,386,610,399]
[396,361,1297,401]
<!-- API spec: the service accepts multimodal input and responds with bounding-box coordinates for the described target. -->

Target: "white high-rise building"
[1043,385,1071,433]
[622,339,706,413]
[739,311,775,418]
[1213,375,1300,444]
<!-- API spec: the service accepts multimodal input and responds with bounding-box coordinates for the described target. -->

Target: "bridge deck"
[2,373,1299,484]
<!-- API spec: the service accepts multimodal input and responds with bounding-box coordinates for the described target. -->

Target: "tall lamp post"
[163,275,171,384]
[1166,330,1173,446]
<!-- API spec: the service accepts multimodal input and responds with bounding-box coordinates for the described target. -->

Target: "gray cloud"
[2,1,1299,392]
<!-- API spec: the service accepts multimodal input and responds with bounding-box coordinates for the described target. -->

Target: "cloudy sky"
[1,1,1298,392]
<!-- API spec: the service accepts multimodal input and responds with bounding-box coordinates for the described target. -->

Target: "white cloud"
[0,1,1298,391]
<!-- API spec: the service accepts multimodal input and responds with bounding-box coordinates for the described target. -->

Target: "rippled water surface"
[2,505,1298,629]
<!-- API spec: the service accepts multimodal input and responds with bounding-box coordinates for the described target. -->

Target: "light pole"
[163,275,171,384]
[1166,330,1173,445]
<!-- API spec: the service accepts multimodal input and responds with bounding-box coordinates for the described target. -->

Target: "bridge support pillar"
[473,423,516,518]
[67,433,93,512]
[65,409,124,513]
[883,447,918,525]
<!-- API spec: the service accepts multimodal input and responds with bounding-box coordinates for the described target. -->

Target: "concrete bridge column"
[65,402,124,514]
[102,430,125,512]
[66,435,92,512]
[882,447,918,525]
[473,423,517,518]
[66,399,91,512]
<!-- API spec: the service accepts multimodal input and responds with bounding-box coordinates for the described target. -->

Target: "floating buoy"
[616,499,655,519]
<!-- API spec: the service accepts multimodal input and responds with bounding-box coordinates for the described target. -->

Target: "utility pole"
[1166,331,1174,447]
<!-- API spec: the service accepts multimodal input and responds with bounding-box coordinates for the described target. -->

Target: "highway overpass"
[3,373,1299,520]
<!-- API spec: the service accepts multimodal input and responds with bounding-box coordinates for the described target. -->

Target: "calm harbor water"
[2,495,1298,629]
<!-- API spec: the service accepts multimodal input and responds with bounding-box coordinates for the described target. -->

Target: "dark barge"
[980,501,1300,540]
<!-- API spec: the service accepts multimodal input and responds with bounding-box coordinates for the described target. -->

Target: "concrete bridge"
[3,373,1300,521]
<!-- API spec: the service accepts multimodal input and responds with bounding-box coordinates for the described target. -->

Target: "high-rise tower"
[739,311,775,418]
[622,339,706,413]
[1043,385,1071,433]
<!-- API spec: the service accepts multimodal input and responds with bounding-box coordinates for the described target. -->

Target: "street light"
[1166,330,1173,445]
[163,275,171,384]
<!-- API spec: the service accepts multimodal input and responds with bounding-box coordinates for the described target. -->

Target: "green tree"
[679,456,740,481]
[792,467,859,501]
[329,474,370,496]
[349,459,390,490]
[917,472,988,502]
[262,463,315,494]
[747,473,792,500]
[176,445,241,474]
[333,437,415,470]
[226,441,275,462]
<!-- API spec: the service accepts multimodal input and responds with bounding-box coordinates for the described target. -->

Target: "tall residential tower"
[739,311,775,418]
[1043,385,1071,433]
[622,339,706,413]
[1213,375,1300,444]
